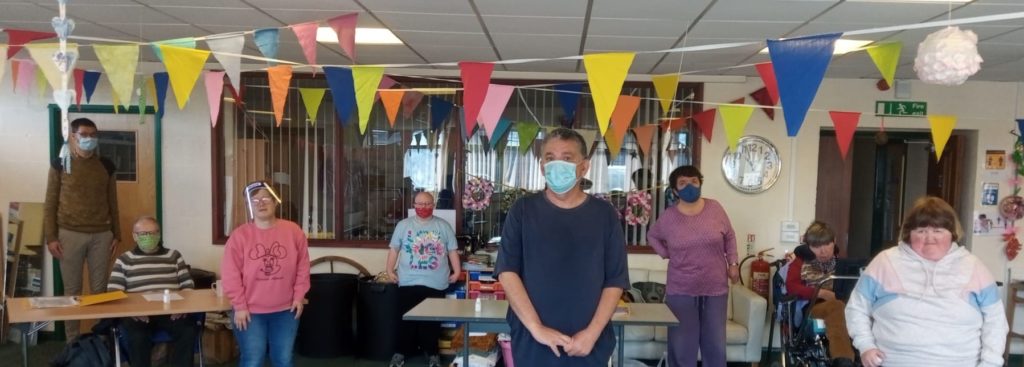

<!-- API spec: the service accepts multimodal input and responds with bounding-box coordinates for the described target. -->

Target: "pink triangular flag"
[204,71,226,127]
[327,13,358,61]
[5,29,56,59]
[478,84,515,138]
[291,22,319,66]
[829,111,860,160]
[401,91,424,118]
[459,61,495,136]
[755,62,780,105]
[73,69,85,109]
[16,60,36,94]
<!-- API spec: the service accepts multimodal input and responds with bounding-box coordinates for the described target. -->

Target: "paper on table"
[29,296,79,308]
[142,292,184,302]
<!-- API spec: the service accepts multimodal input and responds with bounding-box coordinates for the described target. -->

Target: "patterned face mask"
[134,233,161,252]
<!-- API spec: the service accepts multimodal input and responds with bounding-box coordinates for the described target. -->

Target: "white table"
[404,298,678,367]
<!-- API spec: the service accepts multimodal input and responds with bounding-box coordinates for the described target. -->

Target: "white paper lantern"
[914,26,983,86]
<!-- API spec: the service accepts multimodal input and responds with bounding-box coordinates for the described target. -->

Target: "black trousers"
[120,315,197,367]
[396,285,445,356]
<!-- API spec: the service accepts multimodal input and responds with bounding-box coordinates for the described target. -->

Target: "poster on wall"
[974,210,999,236]
[986,150,1006,170]
[982,182,999,206]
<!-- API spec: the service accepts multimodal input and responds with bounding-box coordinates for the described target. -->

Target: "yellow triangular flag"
[35,66,47,98]
[379,89,406,128]
[578,128,597,156]
[146,77,158,114]
[93,44,139,108]
[112,91,121,114]
[720,104,755,152]
[267,65,293,127]
[583,52,635,136]
[299,88,326,126]
[651,73,679,116]
[352,66,385,134]
[866,42,902,88]
[25,43,78,91]
[927,115,956,160]
[159,44,210,110]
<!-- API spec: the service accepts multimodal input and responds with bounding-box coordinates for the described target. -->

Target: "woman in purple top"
[647,165,739,367]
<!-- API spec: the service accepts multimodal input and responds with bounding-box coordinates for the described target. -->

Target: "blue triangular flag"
[153,72,169,119]
[554,83,583,124]
[254,28,280,65]
[1017,119,1024,144]
[489,118,512,150]
[82,71,102,103]
[323,67,356,126]
[767,32,841,137]
[430,97,453,132]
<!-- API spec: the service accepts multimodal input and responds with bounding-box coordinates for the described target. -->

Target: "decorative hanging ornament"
[913,26,983,86]
[624,190,652,226]
[1005,230,1022,261]
[999,195,1024,221]
[462,177,494,211]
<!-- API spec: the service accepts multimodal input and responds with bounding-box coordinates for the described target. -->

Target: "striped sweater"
[107,246,195,293]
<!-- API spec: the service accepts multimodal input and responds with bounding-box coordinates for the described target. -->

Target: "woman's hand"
[448,272,460,283]
[728,264,740,284]
[233,309,251,331]
[860,348,885,367]
[387,271,399,283]
[291,299,304,319]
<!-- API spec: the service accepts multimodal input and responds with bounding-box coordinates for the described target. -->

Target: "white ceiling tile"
[102,23,205,41]
[503,61,577,73]
[418,46,497,64]
[585,36,676,52]
[475,0,588,17]
[703,0,840,22]
[972,59,1024,82]
[690,20,801,40]
[364,0,472,15]
[985,29,1024,45]
[0,3,59,22]
[491,34,579,59]
[260,9,381,27]
[245,0,360,11]
[62,3,182,24]
[135,0,250,7]
[591,0,709,19]
[152,6,281,28]
[817,2,950,24]
[588,18,687,38]
[483,16,583,35]
[398,31,491,48]
[375,12,480,33]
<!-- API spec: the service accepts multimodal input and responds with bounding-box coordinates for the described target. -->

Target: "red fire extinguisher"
[749,248,774,300]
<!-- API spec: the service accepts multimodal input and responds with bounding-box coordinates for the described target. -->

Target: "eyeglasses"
[134,231,159,236]
[414,202,434,208]
[250,197,275,205]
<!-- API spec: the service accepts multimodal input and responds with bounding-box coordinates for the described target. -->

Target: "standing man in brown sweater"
[44,117,120,342]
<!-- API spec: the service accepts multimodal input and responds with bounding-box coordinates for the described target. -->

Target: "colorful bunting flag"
[606,95,641,161]
[651,73,679,116]
[35,66,47,98]
[291,22,319,66]
[323,66,357,125]
[254,28,280,65]
[82,70,101,103]
[146,77,157,114]
[768,33,840,137]
[327,13,358,60]
[866,42,902,88]
[10,60,20,93]
[516,122,542,155]
[25,43,77,91]
[299,88,326,125]
[632,125,657,158]
[206,35,245,91]
[583,52,635,136]
[5,29,56,59]
[376,76,397,103]
[73,69,84,109]
[94,44,139,108]
[660,117,685,134]
[755,62,779,105]
[266,65,292,127]
[16,60,35,95]
[749,87,776,120]
[490,118,513,150]
[401,91,425,119]
[204,71,225,127]
[153,72,169,118]
[578,129,598,157]
[352,66,385,134]
[928,115,957,160]
[0,46,6,85]
[692,108,717,142]
[829,111,861,159]
[379,90,406,127]
[429,97,453,132]
[160,45,210,110]
[151,38,196,62]
[478,84,515,138]
[1018,119,1024,144]
[720,104,755,151]
[458,61,495,136]
[135,78,147,123]
[554,83,583,123]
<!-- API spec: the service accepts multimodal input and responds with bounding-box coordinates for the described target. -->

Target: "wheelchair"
[767,258,860,367]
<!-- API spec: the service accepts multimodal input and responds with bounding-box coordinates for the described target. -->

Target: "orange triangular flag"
[267,65,293,127]
[606,95,641,161]
[829,111,861,159]
[927,115,957,161]
[632,125,657,158]
[379,89,406,127]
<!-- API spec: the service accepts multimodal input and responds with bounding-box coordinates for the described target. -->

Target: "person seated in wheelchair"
[784,221,855,367]
[107,216,198,367]
[846,197,1008,367]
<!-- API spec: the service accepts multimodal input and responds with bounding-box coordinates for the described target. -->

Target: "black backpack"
[50,333,114,367]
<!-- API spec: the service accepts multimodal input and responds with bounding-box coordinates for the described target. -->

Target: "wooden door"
[815,135,854,257]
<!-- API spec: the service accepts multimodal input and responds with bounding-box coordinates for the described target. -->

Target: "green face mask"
[134,233,161,252]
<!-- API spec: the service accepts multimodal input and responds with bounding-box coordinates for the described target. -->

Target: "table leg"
[616,324,625,367]
[21,326,28,367]
[464,322,471,367]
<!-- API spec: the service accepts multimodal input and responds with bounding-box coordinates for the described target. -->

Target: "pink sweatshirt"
[221,220,311,314]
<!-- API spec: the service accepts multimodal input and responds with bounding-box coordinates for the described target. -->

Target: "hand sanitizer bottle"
[162,289,170,303]
[474,297,482,313]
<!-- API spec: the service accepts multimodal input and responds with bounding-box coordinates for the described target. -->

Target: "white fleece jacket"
[846,243,1008,367]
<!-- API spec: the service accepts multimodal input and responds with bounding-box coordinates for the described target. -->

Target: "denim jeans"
[231,309,300,367]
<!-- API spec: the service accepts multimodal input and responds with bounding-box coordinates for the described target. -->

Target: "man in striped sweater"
[107,216,197,367]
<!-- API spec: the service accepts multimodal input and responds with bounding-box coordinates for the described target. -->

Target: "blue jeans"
[231,309,300,367]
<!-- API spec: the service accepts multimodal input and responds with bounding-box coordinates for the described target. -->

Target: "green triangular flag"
[299,88,326,125]
[516,122,542,155]
[866,42,902,88]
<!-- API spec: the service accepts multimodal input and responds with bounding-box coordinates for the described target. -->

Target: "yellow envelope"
[77,291,127,306]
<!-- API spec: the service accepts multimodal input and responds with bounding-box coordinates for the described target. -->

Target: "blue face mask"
[544,160,578,194]
[677,184,701,203]
[77,137,98,151]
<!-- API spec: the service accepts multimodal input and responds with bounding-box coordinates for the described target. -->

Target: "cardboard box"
[202,323,239,364]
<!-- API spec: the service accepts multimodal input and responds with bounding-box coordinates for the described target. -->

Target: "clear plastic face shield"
[243,181,282,221]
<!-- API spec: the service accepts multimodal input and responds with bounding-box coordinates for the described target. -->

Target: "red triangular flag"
[730,97,745,105]
[73,68,85,109]
[749,87,775,120]
[5,29,56,59]
[692,108,717,142]
[829,111,861,159]
[458,61,494,136]
[327,13,358,61]
[401,91,424,118]
[755,62,779,105]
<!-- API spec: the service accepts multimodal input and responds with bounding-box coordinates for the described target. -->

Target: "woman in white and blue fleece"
[846,196,1007,367]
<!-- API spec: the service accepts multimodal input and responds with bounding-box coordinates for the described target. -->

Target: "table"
[404,298,678,367]
[6,289,231,367]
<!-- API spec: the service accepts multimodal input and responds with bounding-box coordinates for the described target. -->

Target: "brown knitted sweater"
[44,154,120,242]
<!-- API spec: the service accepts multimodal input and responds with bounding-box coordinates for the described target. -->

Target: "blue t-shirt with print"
[389,216,457,290]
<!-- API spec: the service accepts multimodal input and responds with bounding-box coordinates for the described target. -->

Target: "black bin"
[297,273,359,358]
[357,278,399,360]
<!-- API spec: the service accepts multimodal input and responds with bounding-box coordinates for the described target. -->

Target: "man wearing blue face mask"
[496,127,630,366]
[44,117,120,342]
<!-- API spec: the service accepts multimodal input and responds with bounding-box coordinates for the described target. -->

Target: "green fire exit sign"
[875,101,927,117]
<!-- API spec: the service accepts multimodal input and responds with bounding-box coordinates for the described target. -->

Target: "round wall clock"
[721,135,782,194]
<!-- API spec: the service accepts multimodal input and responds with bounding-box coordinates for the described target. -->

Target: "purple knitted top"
[647,199,738,296]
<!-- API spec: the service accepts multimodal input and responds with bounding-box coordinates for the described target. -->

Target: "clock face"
[721,135,782,194]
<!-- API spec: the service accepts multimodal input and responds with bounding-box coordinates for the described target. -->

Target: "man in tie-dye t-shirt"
[386,192,460,367]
